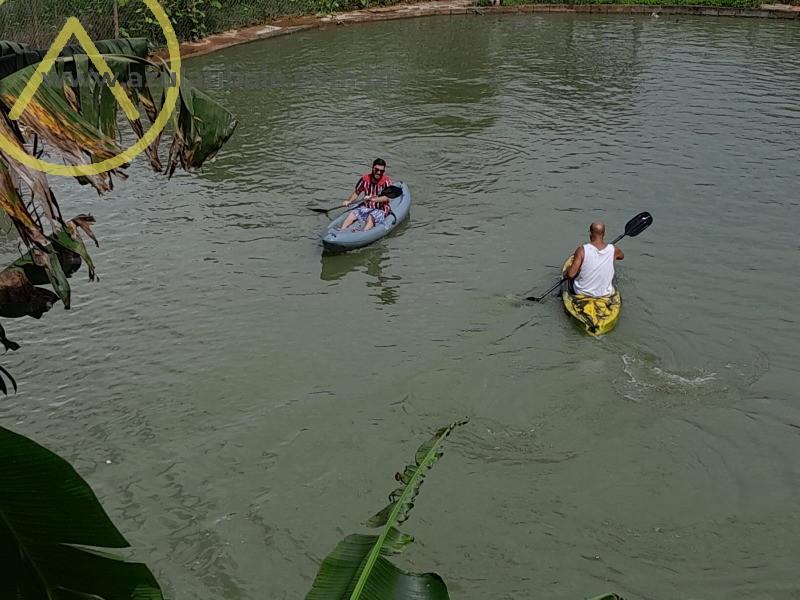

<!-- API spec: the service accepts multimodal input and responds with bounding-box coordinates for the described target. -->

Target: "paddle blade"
[383,185,403,199]
[625,212,653,238]
[525,278,564,303]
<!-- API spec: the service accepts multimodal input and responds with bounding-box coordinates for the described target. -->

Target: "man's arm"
[615,246,624,261]
[565,246,584,280]
[343,190,359,206]
[370,180,395,203]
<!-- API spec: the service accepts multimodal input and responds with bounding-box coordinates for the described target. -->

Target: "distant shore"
[169,0,800,61]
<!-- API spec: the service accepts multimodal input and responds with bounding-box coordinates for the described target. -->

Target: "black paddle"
[525,211,653,302]
[309,185,404,216]
[309,203,358,217]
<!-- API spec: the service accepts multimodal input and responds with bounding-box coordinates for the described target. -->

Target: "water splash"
[449,417,579,466]
[616,350,769,406]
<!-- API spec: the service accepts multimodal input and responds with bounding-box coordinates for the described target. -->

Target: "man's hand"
[343,191,359,207]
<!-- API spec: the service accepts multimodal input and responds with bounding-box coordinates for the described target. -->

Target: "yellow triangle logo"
[9,16,140,122]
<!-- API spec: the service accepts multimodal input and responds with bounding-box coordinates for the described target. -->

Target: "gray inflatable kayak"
[322,182,411,253]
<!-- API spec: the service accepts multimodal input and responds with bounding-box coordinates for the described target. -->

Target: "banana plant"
[0,424,163,599]
[0,37,237,386]
[305,420,468,600]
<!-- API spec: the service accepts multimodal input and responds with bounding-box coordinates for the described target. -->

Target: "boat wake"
[618,353,721,404]
[449,417,579,466]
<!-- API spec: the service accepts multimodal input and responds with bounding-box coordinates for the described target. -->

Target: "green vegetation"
[306,420,466,600]
[0,0,409,45]
[120,0,224,41]
[0,424,164,599]
[0,38,237,384]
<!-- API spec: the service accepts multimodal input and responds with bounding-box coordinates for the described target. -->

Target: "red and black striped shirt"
[355,174,393,215]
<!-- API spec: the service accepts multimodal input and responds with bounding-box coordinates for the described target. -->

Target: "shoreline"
[166,0,800,61]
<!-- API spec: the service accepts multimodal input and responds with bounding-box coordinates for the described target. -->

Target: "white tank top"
[574,243,615,297]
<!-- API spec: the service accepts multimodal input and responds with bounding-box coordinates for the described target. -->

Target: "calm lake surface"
[2,13,799,600]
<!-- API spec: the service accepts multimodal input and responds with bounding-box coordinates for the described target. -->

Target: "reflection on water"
[320,244,401,306]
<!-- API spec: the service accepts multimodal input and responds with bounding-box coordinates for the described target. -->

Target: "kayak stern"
[560,256,621,336]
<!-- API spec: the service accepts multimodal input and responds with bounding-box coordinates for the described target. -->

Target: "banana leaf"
[0,105,120,199]
[0,159,48,246]
[0,36,237,211]
[0,37,236,387]
[0,38,150,80]
[0,49,237,190]
[0,322,20,353]
[3,248,73,309]
[166,75,239,175]
[0,41,41,81]
[57,214,98,280]
[0,267,59,320]
[0,425,164,599]
[307,533,448,600]
[306,420,467,600]
[365,422,460,529]
[0,60,127,192]
[0,364,17,394]
[0,39,236,326]
[0,108,63,234]
[11,243,81,285]
[35,247,71,308]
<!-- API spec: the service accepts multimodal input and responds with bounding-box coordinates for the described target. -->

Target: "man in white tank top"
[564,221,624,297]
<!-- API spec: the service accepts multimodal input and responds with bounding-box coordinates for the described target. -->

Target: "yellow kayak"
[560,256,621,337]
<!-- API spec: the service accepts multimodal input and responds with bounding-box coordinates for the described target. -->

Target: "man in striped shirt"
[339,158,394,231]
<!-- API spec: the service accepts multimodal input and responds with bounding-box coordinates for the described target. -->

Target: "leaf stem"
[348,428,450,600]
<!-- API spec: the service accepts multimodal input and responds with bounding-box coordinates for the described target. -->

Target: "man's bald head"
[589,221,606,240]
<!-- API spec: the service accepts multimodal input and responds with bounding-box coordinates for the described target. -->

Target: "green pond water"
[2,13,800,600]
